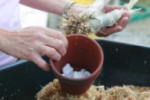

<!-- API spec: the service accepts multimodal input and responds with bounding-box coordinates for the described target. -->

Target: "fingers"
[13,27,68,72]
[118,17,129,29]
[118,11,130,28]
[39,45,61,61]
[96,26,122,37]
[31,54,51,71]
[96,11,130,37]
[44,28,68,48]
[96,15,129,37]
[37,27,68,60]
[34,45,63,71]
[43,36,67,56]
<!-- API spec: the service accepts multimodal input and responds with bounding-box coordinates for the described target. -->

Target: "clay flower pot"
[50,34,104,95]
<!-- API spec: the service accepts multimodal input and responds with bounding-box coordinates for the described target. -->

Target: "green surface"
[121,0,150,6]
[136,0,150,6]
[121,0,150,22]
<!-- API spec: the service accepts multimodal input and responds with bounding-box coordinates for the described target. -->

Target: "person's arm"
[20,0,130,36]
[20,0,75,16]
[0,26,68,71]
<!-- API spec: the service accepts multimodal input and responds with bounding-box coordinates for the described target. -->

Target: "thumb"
[32,54,51,71]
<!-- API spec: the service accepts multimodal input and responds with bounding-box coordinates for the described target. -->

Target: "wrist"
[0,28,13,51]
[63,2,87,15]
[71,3,87,13]
[63,1,76,15]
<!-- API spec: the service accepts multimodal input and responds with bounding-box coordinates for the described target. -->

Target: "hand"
[1,27,68,71]
[96,6,130,37]
[70,4,130,37]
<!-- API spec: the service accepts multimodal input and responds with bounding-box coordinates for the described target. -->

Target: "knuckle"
[56,40,64,49]
[56,32,68,47]
[24,49,35,60]
[32,31,44,40]
[48,48,56,57]
[47,48,61,61]
[57,32,63,39]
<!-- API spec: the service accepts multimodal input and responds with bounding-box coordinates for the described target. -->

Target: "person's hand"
[70,4,130,37]
[0,27,68,71]
[96,5,130,37]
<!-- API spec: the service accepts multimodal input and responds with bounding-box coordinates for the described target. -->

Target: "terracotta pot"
[50,34,104,95]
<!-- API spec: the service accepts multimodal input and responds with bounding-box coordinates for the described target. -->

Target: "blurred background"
[20,0,150,46]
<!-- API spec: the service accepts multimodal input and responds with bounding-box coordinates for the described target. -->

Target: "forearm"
[20,0,71,16]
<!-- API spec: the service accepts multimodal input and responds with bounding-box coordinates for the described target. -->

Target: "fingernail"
[117,26,123,31]
[62,49,67,56]
[124,17,129,22]
[43,63,51,72]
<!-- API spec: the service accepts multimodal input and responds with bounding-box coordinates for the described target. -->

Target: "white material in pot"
[62,63,91,79]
